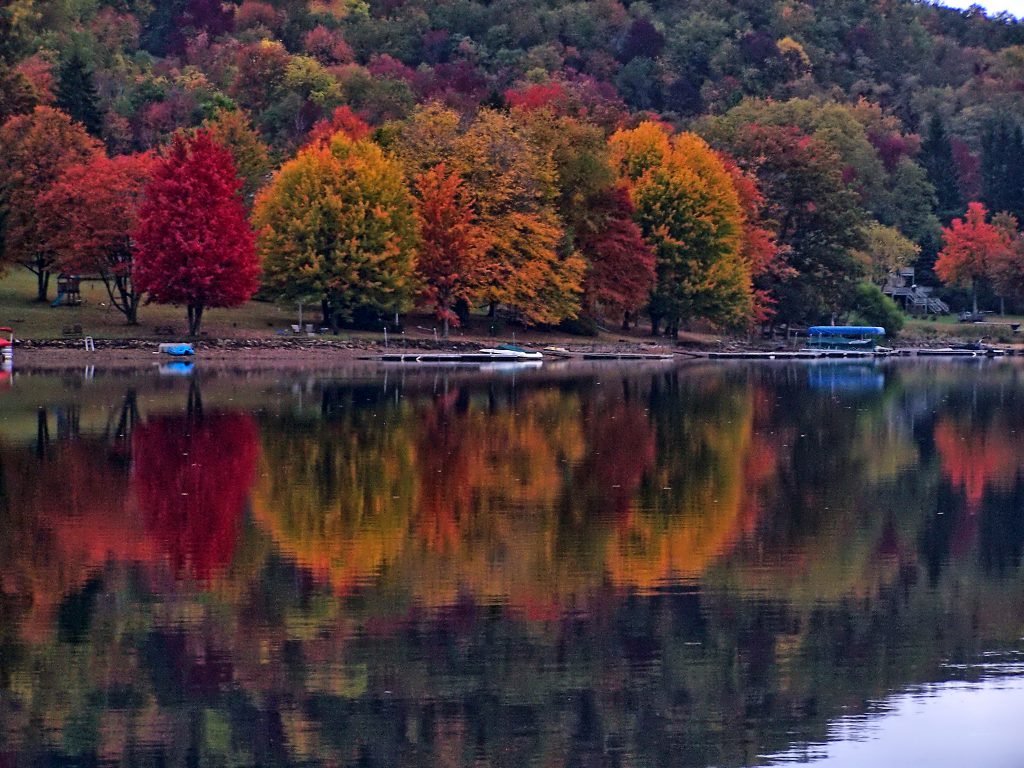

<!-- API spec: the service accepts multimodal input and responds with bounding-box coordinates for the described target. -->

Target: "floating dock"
[706,348,1013,359]
[915,348,1007,357]
[707,349,884,360]
[581,352,675,360]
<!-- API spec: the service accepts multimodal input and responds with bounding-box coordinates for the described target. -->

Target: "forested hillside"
[5,0,1024,333]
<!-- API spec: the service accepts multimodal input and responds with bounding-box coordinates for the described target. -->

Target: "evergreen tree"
[981,120,1024,221]
[920,114,964,223]
[56,52,103,137]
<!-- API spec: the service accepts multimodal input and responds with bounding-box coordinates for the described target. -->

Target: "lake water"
[2,358,1024,766]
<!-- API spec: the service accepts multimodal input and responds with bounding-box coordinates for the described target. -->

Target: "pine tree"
[56,52,103,137]
[921,114,964,223]
[981,120,1024,221]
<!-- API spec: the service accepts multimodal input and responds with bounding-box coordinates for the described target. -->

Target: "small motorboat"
[478,344,544,360]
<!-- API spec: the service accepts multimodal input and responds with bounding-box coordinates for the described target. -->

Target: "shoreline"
[11,335,1024,371]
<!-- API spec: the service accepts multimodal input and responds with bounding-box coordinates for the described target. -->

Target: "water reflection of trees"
[6,366,1024,764]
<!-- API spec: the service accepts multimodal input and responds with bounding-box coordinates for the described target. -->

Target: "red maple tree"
[133,130,260,336]
[39,152,155,324]
[414,163,491,337]
[305,105,371,147]
[578,186,656,327]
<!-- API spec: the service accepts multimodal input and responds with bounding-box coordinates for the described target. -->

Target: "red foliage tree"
[131,410,259,581]
[133,130,260,336]
[305,105,370,147]
[505,82,569,112]
[39,152,155,324]
[935,201,1009,315]
[414,163,491,337]
[578,186,656,327]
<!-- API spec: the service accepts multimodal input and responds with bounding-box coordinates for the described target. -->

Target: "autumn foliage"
[0,106,102,300]
[611,123,751,334]
[255,130,417,326]
[578,186,656,324]
[413,163,491,336]
[936,201,1011,313]
[38,152,154,323]
[133,130,260,335]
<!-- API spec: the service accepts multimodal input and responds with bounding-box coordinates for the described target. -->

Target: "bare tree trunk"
[34,267,50,302]
[187,303,204,336]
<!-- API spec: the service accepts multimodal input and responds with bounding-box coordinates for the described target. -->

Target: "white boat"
[478,344,544,360]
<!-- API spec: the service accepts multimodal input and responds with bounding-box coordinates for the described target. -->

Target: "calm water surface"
[2,359,1024,766]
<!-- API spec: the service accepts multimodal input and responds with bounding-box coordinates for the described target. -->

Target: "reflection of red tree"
[1,440,160,641]
[934,418,1020,513]
[579,400,655,519]
[132,413,259,579]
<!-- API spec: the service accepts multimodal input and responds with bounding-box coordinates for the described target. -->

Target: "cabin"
[882,268,949,315]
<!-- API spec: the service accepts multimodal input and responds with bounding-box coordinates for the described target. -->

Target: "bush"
[847,282,905,337]
[558,315,599,336]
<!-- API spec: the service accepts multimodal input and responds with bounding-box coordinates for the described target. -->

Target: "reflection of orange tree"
[403,387,591,614]
[605,376,757,590]
[412,387,585,549]
[131,412,259,580]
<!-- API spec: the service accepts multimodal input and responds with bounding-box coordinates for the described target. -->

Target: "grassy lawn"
[903,313,1024,343]
[0,269,651,345]
[0,269,319,341]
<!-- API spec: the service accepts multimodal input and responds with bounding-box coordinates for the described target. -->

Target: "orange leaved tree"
[414,163,491,337]
[935,201,1010,315]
